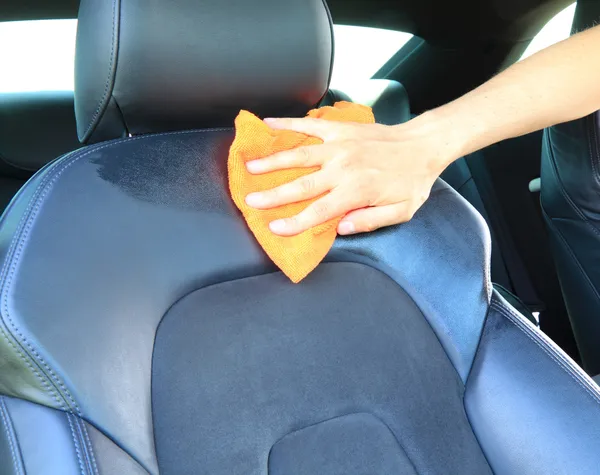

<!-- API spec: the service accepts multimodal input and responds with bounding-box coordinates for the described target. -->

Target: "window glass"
[331,25,413,86]
[0,20,412,93]
[519,3,576,60]
[0,19,77,93]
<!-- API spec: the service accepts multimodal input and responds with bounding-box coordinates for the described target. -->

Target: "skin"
[245,24,600,237]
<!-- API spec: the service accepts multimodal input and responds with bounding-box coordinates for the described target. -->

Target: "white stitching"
[80,419,99,475]
[76,416,99,475]
[0,151,83,413]
[0,323,66,410]
[0,151,83,411]
[0,127,231,415]
[66,413,87,475]
[491,301,600,405]
[0,398,23,475]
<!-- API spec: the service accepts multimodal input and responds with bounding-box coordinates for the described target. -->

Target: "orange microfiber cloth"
[228,101,375,283]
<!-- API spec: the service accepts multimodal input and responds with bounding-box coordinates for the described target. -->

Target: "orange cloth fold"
[228,101,375,283]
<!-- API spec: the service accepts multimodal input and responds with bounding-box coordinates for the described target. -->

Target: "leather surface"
[541,112,600,374]
[0,92,80,172]
[0,396,147,475]
[2,396,87,474]
[321,79,411,125]
[74,0,334,143]
[465,291,600,474]
[84,419,148,475]
[0,397,24,475]
[0,128,490,473]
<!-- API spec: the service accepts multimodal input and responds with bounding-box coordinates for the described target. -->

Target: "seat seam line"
[266,412,420,475]
[491,301,600,405]
[79,419,99,475]
[66,412,87,475]
[0,397,24,475]
[74,416,97,475]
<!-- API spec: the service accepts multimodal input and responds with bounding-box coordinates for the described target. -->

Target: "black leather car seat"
[540,0,600,376]
[2,0,600,474]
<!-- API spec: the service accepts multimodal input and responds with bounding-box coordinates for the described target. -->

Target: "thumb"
[263,117,340,141]
[337,202,413,235]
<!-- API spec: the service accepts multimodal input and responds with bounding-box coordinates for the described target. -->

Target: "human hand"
[244,115,456,236]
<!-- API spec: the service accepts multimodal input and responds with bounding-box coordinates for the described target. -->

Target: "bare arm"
[245,25,600,236]
[428,23,600,163]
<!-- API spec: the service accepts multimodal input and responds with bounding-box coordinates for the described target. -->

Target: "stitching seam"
[0,321,66,410]
[491,301,600,405]
[75,416,98,475]
[0,398,23,475]
[66,413,87,475]
[0,149,84,413]
[79,419,99,475]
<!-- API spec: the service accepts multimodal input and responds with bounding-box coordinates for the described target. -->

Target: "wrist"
[419,107,477,163]
[391,108,469,174]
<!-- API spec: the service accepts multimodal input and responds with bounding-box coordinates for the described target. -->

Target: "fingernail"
[269,219,287,233]
[246,160,262,173]
[245,192,264,207]
[338,221,356,235]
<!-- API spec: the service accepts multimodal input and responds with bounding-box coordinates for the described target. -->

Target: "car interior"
[2,0,600,473]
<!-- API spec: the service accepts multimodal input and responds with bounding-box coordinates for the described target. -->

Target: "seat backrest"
[540,0,600,375]
[2,1,600,474]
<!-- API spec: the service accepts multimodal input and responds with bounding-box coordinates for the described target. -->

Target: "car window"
[519,2,576,60]
[0,20,412,94]
[0,19,77,93]
[330,25,413,86]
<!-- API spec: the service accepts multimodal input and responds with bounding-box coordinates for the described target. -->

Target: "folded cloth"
[228,101,375,283]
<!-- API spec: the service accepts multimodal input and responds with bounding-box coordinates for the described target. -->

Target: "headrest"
[74,0,334,144]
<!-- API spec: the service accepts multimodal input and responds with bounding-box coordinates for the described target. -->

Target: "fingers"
[269,190,351,236]
[246,144,331,174]
[245,171,331,209]
[337,202,414,235]
[263,117,342,141]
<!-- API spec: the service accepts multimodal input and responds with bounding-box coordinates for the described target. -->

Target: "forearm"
[416,24,600,165]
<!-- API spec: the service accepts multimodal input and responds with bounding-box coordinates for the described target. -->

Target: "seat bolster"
[0,396,85,475]
[465,290,600,475]
[0,396,148,475]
